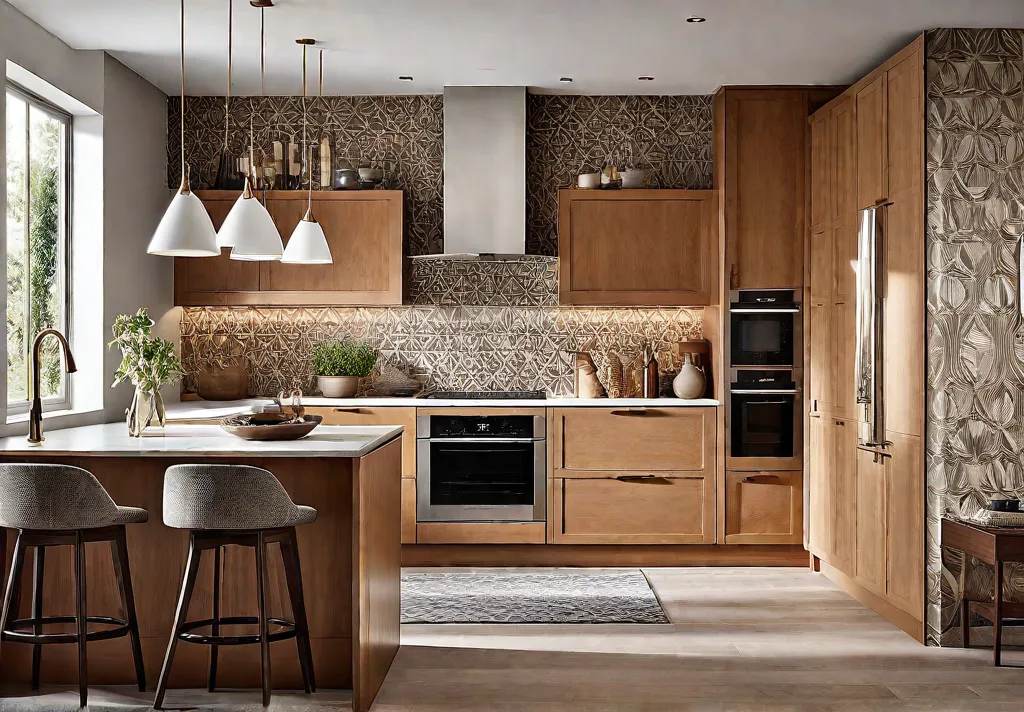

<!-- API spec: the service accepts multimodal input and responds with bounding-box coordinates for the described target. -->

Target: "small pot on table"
[317,375,359,398]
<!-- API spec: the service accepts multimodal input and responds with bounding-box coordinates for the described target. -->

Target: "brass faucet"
[28,329,77,444]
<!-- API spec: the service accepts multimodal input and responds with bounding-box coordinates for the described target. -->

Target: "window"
[5,83,72,415]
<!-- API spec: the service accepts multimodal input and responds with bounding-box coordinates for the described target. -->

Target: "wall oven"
[416,413,546,522]
[730,289,800,367]
[728,369,801,470]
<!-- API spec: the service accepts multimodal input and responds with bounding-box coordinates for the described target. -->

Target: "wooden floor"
[3,567,1022,711]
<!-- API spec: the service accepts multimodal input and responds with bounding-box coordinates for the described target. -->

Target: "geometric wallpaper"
[170,94,713,256]
[925,28,1024,646]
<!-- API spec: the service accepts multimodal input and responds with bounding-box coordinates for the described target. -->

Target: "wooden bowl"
[220,414,323,441]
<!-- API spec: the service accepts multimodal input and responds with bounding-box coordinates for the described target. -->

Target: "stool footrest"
[2,615,131,644]
[177,616,297,646]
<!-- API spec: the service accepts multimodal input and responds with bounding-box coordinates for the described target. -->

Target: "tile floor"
[2,567,1022,711]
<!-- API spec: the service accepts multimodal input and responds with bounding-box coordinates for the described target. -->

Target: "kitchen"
[2,1,1024,711]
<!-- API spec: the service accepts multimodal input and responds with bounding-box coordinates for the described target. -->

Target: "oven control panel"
[427,415,537,439]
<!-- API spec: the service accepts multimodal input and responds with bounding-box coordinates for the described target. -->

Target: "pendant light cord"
[303,43,311,214]
[225,0,232,152]
[180,0,186,187]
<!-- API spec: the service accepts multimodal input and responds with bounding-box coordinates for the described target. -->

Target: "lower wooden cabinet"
[855,447,885,595]
[724,470,802,544]
[550,475,715,544]
[885,431,924,619]
[831,417,858,576]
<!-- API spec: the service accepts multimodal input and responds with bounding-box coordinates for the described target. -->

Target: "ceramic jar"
[317,375,359,398]
[672,352,706,399]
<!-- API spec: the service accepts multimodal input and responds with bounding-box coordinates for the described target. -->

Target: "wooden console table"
[941,517,1024,666]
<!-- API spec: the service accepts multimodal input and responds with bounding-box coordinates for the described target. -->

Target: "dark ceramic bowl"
[988,499,1021,512]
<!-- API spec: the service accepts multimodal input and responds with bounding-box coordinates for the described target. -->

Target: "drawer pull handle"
[742,475,782,485]
[615,475,670,484]
[610,409,648,416]
[334,408,365,414]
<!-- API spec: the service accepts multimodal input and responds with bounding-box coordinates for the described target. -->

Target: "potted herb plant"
[312,339,378,398]
[109,308,183,436]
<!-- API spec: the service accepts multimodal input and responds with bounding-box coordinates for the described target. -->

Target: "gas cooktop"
[421,390,546,400]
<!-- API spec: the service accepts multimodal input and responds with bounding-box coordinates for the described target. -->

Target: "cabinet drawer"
[551,476,714,544]
[550,407,715,475]
[724,471,802,545]
[309,406,417,478]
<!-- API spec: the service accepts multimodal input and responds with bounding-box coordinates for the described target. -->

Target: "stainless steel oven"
[730,289,800,367]
[728,369,802,470]
[416,413,546,522]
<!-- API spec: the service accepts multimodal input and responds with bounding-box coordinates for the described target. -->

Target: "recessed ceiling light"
[559,77,573,83]
[686,15,706,23]
[399,75,414,81]
[638,76,654,81]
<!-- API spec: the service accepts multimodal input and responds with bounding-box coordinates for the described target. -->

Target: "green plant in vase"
[109,308,183,436]
[312,339,378,398]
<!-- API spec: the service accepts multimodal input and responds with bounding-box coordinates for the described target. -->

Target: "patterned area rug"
[401,570,669,624]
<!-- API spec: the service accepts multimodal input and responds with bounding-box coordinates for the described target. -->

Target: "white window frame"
[5,81,74,418]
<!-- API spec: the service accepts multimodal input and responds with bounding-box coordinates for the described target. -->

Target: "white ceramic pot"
[317,375,359,398]
[577,172,601,189]
[672,353,706,399]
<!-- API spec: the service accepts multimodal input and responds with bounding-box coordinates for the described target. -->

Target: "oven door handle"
[730,389,800,395]
[424,437,544,443]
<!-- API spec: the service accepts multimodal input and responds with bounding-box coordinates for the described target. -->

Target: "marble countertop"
[168,396,720,420]
[0,423,404,458]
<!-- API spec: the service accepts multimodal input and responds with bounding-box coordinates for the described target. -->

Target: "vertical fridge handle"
[855,202,890,448]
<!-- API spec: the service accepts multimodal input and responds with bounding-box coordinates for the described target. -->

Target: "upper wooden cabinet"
[557,189,717,306]
[856,74,888,209]
[829,96,857,223]
[715,88,812,290]
[175,191,404,306]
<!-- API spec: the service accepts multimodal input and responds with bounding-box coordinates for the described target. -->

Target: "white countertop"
[0,423,404,458]
[168,396,720,420]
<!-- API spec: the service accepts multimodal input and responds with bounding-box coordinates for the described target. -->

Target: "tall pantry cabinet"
[805,35,925,641]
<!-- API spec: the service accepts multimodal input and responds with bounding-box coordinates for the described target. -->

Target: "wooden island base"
[0,440,402,712]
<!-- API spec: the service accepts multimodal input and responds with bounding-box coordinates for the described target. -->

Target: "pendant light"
[147,0,219,257]
[281,38,333,264]
[224,0,284,260]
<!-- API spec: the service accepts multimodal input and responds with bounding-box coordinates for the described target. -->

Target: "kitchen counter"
[0,421,402,712]
[0,422,404,458]
[168,396,720,421]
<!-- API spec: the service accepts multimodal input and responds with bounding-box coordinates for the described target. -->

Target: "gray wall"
[926,28,1024,645]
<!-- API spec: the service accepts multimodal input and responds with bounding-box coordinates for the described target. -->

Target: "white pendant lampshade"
[281,210,332,264]
[223,180,284,260]
[147,178,219,257]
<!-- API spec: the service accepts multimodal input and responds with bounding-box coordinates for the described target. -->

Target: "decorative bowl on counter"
[220,414,323,441]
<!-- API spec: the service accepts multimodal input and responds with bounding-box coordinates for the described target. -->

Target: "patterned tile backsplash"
[925,28,1024,646]
[180,305,702,398]
[169,94,713,256]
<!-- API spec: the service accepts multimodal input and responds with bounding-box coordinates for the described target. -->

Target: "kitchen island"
[0,423,404,712]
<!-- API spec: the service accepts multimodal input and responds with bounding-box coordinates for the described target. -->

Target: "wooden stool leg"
[154,535,202,710]
[961,598,971,648]
[31,545,45,689]
[0,532,28,660]
[209,545,222,692]
[256,532,272,707]
[74,532,88,708]
[111,526,146,692]
[994,561,1003,666]
[282,528,315,693]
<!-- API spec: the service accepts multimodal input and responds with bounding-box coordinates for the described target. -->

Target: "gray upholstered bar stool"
[0,463,148,708]
[154,464,317,709]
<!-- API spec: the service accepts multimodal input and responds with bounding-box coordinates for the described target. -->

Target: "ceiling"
[8,0,1024,96]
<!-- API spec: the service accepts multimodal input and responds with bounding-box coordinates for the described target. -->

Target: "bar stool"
[0,463,148,708]
[154,464,317,709]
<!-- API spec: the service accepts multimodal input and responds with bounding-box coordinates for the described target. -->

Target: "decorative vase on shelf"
[127,387,166,437]
[672,352,707,400]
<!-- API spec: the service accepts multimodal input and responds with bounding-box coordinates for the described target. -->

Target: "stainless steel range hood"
[428,86,526,258]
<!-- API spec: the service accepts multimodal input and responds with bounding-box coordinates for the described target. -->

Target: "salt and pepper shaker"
[642,345,659,398]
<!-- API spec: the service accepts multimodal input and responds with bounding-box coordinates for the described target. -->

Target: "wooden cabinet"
[716,88,808,289]
[548,406,716,544]
[809,111,831,232]
[808,305,834,415]
[855,447,885,595]
[830,417,857,576]
[551,476,714,544]
[856,74,887,209]
[310,406,417,545]
[175,191,403,306]
[833,302,858,420]
[724,471,802,544]
[173,197,261,300]
[809,228,832,305]
[808,414,832,556]
[885,431,924,619]
[832,223,857,304]
[829,96,857,223]
[557,189,717,306]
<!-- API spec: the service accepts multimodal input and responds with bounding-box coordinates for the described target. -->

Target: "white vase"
[317,375,359,398]
[672,353,706,400]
